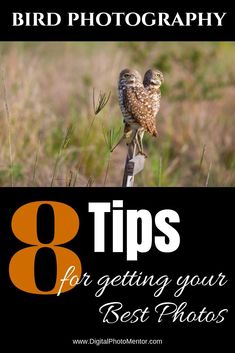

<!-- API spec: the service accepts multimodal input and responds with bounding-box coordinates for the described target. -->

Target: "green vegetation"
[0,42,234,186]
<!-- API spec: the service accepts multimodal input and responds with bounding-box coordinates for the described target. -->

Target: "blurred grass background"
[0,42,234,186]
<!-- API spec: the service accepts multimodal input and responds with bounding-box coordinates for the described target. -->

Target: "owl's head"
[119,69,142,88]
[143,69,164,89]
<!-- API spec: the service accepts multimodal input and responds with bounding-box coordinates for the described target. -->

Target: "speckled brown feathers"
[122,86,158,136]
[143,69,164,120]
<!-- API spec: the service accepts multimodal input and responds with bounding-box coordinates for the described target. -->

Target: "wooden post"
[122,141,145,187]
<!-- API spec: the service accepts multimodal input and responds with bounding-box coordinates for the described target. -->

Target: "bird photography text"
[12,12,227,28]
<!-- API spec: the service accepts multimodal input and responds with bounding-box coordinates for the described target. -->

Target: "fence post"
[122,141,145,187]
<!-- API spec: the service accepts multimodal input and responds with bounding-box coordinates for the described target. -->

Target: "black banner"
[0,187,233,350]
[0,2,235,40]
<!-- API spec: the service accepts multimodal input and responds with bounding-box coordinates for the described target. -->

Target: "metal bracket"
[122,142,145,187]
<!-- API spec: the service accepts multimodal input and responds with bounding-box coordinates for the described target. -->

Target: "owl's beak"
[151,79,162,86]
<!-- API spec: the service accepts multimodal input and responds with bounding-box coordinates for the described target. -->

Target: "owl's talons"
[137,151,148,158]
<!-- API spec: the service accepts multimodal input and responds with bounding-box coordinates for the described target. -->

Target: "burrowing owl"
[143,69,164,119]
[117,68,163,155]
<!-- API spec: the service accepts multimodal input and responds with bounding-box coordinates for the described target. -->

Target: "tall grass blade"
[199,144,206,168]
[205,162,212,187]
[50,125,73,187]
[157,156,162,187]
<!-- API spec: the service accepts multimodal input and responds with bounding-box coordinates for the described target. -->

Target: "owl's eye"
[124,73,131,78]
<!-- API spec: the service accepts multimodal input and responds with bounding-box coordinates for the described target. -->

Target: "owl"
[143,69,164,119]
[116,68,163,155]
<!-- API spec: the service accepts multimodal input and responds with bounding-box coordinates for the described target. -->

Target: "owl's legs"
[135,129,147,157]
[125,125,135,144]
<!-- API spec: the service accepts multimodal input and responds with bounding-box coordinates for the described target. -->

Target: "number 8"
[9,201,82,295]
